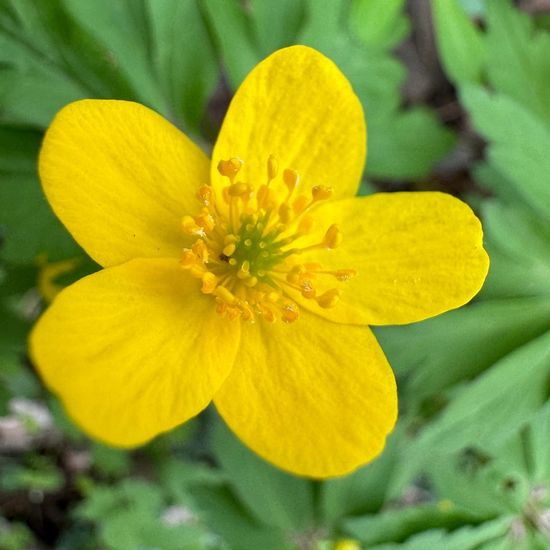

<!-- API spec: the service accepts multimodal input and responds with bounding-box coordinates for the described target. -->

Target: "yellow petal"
[295,192,489,325]
[212,46,366,201]
[39,100,209,267]
[30,258,240,447]
[214,312,397,478]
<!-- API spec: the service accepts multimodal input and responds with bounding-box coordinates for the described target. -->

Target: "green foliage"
[433,0,485,84]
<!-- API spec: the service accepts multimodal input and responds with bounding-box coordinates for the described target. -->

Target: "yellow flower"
[30,46,488,478]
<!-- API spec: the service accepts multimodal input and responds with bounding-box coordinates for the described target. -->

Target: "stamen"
[201,272,217,294]
[323,224,343,249]
[311,185,333,202]
[181,155,355,323]
[217,157,243,182]
[316,288,341,308]
[283,168,300,194]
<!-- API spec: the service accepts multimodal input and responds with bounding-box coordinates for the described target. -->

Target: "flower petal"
[214,312,397,478]
[39,100,209,267]
[294,192,489,325]
[212,46,366,200]
[30,258,240,447]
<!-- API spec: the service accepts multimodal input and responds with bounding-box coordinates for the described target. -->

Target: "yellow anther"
[201,272,218,294]
[267,291,281,303]
[278,202,293,224]
[224,234,238,245]
[311,185,333,202]
[217,157,243,180]
[229,258,238,266]
[316,288,341,308]
[300,280,316,299]
[196,185,213,205]
[283,168,300,193]
[228,182,249,197]
[222,243,236,257]
[267,155,278,181]
[281,302,300,323]
[244,238,252,247]
[335,268,357,281]
[324,224,343,249]
[297,215,316,235]
[293,195,309,214]
[181,215,202,235]
[180,249,196,268]
[260,305,276,323]
[192,239,209,262]
[194,211,215,232]
[214,286,237,305]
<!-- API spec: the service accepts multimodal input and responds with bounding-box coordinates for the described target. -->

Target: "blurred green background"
[2,0,550,548]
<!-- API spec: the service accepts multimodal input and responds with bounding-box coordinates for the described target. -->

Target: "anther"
[180,249,196,268]
[181,215,203,236]
[335,269,357,281]
[316,288,341,308]
[283,169,300,193]
[323,224,343,249]
[301,280,316,299]
[196,185,213,205]
[222,243,236,257]
[201,272,217,294]
[281,302,300,323]
[311,185,333,202]
[217,157,243,180]
[195,211,215,232]
[192,239,209,262]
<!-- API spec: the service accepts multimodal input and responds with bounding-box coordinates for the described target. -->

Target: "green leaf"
[350,0,410,51]
[60,0,168,113]
[147,0,218,132]
[321,426,401,523]
[433,0,485,84]
[525,401,550,484]
[461,85,550,221]
[192,485,288,550]
[0,127,41,172]
[90,444,131,478]
[375,295,550,402]
[201,0,259,90]
[0,66,85,127]
[249,0,306,57]
[343,503,482,546]
[485,0,550,124]
[481,202,550,298]
[211,418,314,531]
[368,517,512,550]
[366,108,456,180]
[0,173,81,262]
[391,330,550,493]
